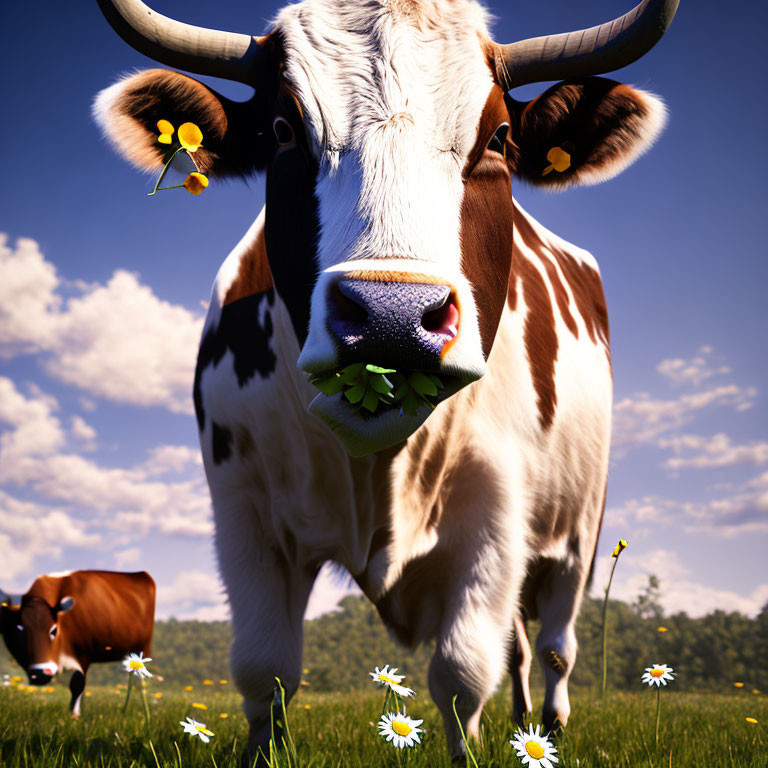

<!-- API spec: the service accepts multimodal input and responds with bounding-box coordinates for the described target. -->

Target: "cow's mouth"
[308,363,458,417]
[306,363,466,456]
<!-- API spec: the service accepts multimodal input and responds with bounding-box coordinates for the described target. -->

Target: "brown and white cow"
[94,0,678,761]
[0,570,155,715]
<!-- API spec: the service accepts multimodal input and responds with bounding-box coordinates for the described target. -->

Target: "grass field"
[1,683,766,767]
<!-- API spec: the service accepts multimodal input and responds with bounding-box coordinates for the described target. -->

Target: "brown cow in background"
[0,570,155,714]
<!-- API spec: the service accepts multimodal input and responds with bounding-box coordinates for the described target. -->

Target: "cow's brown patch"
[519,257,558,431]
[224,225,273,305]
[460,85,516,359]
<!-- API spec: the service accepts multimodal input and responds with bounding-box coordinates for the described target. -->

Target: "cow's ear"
[94,69,272,179]
[508,78,666,190]
[56,597,75,614]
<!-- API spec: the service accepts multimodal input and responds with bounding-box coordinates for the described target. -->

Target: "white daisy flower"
[180,716,215,743]
[377,710,424,748]
[641,664,675,687]
[510,724,559,768]
[122,652,152,678]
[369,665,415,697]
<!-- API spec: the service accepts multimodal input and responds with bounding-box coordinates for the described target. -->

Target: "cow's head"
[94,0,678,455]
[0,590,74,684]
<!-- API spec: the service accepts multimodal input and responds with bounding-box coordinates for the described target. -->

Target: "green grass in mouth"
[309,363,445,415]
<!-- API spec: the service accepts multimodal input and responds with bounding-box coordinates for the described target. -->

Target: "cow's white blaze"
[277,0,497,452]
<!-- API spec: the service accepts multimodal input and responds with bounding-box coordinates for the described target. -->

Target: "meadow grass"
[1,684,766,767]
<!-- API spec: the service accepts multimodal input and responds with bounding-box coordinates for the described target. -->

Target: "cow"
[93,0,679,761]
[0,570,155,715]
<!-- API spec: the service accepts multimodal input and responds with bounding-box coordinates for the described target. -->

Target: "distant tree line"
[2,579,766,694]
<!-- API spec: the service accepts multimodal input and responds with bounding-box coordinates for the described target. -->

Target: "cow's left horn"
[493,0,680,90]
[96,0,270,84]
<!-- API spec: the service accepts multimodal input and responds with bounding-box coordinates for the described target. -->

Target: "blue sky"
[0,0,766,620]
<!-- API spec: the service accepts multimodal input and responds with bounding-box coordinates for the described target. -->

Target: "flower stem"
[122,672,133,714]
[141,677,151,731]
[655,685,662,747]
[275,677,298,768]
[148,148,185,195]
[451,695,479,768]
[601,555,620,697]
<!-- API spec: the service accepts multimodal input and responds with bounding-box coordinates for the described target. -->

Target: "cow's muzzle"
[328,279,459,367]
[28,662,58,685]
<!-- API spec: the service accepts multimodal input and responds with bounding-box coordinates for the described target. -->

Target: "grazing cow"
[0,570,155,715]
[94,0,678,760]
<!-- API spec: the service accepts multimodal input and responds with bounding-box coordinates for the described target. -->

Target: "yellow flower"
[154,692,163,699]
[611,539,628,558]
[85,691,92,697]
[219,680,228,685]
[219,713,229,719]
[304,704,311,710]
[746,717,758,724]
[192,702,208,710]
[178,122,203,153]
[542,146,572,176]
[734,682,744,688]
[203,680,215,686]
[753,689,760,694]
[185,685,193,691]
[157,119,174,145]
[184,172,209,196]
[657,626,668,633]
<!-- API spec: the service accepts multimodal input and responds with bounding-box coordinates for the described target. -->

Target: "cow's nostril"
[330,283,368,325]
[422,295,459,337]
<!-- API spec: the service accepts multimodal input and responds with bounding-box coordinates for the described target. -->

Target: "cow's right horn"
[96,0,271,85]
[0,589,19,607]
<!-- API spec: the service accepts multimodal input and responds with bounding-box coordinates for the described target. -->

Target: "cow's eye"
[273,117,295,146]
[487,123,509,155]
[49,625,57,639]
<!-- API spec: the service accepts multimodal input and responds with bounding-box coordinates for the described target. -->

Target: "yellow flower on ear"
[542,146,572,176]
[184,172,209,195]
[157,119,175,145]
[178,122,203,153]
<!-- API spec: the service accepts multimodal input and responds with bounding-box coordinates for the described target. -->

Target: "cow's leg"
[213,499,316,767]
[535,561,587,732]
[69,667,87,717]
[508,612,533,727]
[428,593,513,763]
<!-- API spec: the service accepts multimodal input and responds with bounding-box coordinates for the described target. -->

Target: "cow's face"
[0,597,74,684]
[95,0,669,455]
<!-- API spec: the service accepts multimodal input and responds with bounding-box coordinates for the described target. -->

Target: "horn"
[96,0,270,84]
[494,0,680,90]
[0,589,21,607]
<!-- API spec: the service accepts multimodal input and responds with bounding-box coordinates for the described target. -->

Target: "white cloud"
[591,548,768,618]
[0,234,203,414]
[656,345,731,387]
[156,569,228,620]
[659,433,768,470]
[0,377,65,457]
[142,444,202,476]
[305,563,360,620]
[605,468,768,539]
[612,385,756,452]
[113,547,142,569]
[70,415,97,444]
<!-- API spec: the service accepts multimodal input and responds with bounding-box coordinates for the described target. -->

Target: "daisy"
[377,710,424,748]
[641,664,675,687]
[370,665,415,697]
[180,716,215,743]
[122,652,152,678]
[510,724,559,768]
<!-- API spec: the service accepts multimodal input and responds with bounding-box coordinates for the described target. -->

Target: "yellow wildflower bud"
[178,122,203,153]
[542,146,571,176]
[611,539,628,558]
[203,680,214,686]
[734,682,744,688]
[184,172,209,196]
[185,685,193,691]
[657,626,668,633]
[157,120,175,145]
[219,713,229,719]
[192,702,207,710]
[746,717,758,724]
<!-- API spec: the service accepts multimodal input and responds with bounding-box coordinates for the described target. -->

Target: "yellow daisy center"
[392,721,412,737]
[129,660,143,670]
[195,725,214,737]
[379,675,396,684]
[525,740,545,759]
[651,668,665,678]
